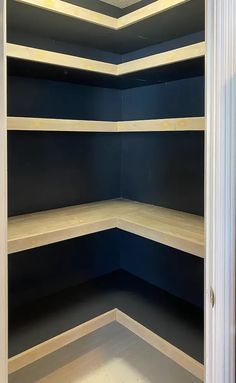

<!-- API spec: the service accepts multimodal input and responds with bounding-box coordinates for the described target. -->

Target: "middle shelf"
[7,116,205,132]
[8,199,204,257]
[7,41,205,88]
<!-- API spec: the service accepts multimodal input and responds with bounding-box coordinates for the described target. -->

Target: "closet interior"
[7,0,205,382]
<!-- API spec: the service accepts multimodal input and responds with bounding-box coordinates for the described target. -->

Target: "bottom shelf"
[9,322,202,383]
[9,271,204,378]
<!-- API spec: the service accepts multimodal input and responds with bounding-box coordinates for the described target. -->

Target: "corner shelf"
[9,321,202,383]
[7,116,205,132]
[8,0,205,53]
[8,199,204,257]
[9,270,204,380]
[7,42,205,87]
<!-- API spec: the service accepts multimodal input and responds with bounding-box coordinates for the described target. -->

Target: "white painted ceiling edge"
[99,0,143,8]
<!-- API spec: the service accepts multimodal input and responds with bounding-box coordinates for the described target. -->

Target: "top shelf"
[8,0,205,54]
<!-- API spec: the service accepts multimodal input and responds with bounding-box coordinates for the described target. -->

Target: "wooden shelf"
[8,199,204,257]
[6,43,118,76]
[7,116,205,132]
[9,270,204,379]
[9,321,202,383]
[8,0,205,53]
[9,0,200,30]
[7,42,205,77]
[7,117,118,132]
[118,117,205,131]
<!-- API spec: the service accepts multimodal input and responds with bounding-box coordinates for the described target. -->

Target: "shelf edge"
[116,309,204,381]
[14,0,195,31]
[7,117,205,132]
[6,42,205,77]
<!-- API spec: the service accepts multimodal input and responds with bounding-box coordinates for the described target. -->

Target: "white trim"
[0,0,7,382]
[205,0,236,382]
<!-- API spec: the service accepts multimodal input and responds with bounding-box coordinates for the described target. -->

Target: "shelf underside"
[9,321,202,383]
[8,199,204,257]
[8,56,204,88]
[8,0,205,53]
[7,42,205,88]
[7,117,205,132]
[9,270,204,364]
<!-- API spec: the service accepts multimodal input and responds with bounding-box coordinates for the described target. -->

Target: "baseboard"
[8,308,204,381]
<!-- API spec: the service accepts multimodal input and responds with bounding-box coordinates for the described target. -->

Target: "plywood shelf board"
[8,271,204,374]
[8,0,204,54]
[8,199,204,257]
[9,313,203,381]
[7,116,205,132]
[9,322,203,383]
[6,43,118,75]
[7,117,118,132]
[12,0,199,30]
[6,42,205,77]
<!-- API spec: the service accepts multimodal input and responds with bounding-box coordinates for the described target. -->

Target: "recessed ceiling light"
[99,0,143,9]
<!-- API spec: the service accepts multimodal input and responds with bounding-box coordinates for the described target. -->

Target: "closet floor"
[9,270,203,363]
[9,322,201,383]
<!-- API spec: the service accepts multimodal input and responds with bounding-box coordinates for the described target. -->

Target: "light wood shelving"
[7,1,205,381]
[7,117,118,132]
[7,42,205,77]
[8,199,204,257]
[7,116,205,132]
[118,117,205,132]
[11,0,198,30]
[6,43,117,76]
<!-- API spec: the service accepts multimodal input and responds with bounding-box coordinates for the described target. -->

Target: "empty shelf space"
[7,117,205,132]
[9,270,204,377]
[8,199,204,257]
[7,42,205,87]
[8,0,205,53]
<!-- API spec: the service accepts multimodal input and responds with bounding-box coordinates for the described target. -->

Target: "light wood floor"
[9,322,201,383]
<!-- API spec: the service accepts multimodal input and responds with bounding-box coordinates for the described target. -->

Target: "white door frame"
[0,0,235,382]
[0,0,7,382]
[205,0,235,383]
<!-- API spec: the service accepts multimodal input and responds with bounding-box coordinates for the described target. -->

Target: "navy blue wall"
[8,131,121,216]
[8,76,122,120]
[9,230,120,309]
[121,76,204,120]
[119,231,204,308]
[121,131,204,215]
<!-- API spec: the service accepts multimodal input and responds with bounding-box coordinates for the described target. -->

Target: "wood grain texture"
[9,311,203,382]
[14,0,192,30]
[116,310,204,381]
[8,199,204,257]
[0,0,8,382]
[7,116,205,132]
[8,310,117,374]
[6,42,205,77]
